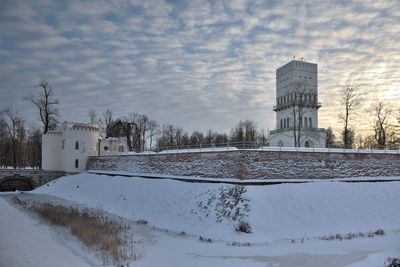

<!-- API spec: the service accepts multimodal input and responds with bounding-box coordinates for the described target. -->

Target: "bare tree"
[1,106,24,169]
[102,109,113,134]
[230,120,258,144]
[138,114,149,152]
[23,80,59,134]
[147,119,158,150]
[339,83,361,149]
[341,128,355,149]
[88,109,97,124]
[369,102,395,149]
[0,115,9,168]
[325,127,335,148]
[190,131,204,146]
[157,124,184,149]
[258,128,268,146]
[26,125,42,168]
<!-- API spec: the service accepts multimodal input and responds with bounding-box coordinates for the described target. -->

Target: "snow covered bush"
[385,257,400,267]
[236,221,252,233]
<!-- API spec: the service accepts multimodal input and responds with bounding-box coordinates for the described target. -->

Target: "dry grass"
[199,236,212,243]
[320,229,385,241]
[12,196,142,266]
[227,241,251,247]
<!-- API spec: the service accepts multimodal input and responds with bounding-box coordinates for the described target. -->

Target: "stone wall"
[0,169,65,188]
[86,150,400,179]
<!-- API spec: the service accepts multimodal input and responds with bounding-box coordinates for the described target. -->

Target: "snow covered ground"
[0,196,92,267]
[1,172,400,266]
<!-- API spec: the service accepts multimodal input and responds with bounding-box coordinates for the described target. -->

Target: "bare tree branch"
[23,79,59,134]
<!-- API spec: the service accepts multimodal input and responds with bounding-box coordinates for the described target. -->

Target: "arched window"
[75,159,79,168]
[309,118,312,127]
[287,117,290,127]
[280,119,283,129]
[305,117,308,127]
[75,141,79,150]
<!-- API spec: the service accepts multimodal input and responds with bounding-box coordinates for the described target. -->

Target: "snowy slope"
[34,173,400,243]
[0,197,91,267]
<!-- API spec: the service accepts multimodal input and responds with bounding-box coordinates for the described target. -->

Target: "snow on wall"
[86,150,400,179]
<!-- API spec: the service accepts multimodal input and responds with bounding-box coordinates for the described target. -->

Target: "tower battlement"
[62,122,99,132]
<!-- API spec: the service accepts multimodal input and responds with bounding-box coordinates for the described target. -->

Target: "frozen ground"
[1,172,400,266]
[0,196,92,267]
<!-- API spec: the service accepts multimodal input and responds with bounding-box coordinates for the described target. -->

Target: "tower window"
[75,159,79,168]
[305,117,308,127]
[280,119,283,129]
[309,118,312,127]
[75,141,79,150]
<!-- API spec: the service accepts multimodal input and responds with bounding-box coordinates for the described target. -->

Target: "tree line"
[89,109,269,152]
[325,83,400,149]
[0,80,57,169]
[1,79,399,169]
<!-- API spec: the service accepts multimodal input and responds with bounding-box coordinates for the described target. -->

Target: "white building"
[98,136,128,155]
[42,122,127,172]
[268,60,326,147]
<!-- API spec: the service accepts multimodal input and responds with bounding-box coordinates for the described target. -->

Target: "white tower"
[268,60,326,147]
[42,122,99,172]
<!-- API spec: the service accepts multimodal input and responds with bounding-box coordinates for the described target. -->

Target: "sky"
[0,0,399,135]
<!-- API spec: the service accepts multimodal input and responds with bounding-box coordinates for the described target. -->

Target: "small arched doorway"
[277,140,284,147]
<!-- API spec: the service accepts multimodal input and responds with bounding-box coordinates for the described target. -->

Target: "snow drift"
[34,173,400,243]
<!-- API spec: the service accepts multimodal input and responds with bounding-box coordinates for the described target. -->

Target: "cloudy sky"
[1,0,399,134]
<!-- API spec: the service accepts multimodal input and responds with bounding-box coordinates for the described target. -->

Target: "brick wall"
[86,150,400,179]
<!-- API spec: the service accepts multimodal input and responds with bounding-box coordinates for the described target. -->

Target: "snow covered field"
[1,172,400,266]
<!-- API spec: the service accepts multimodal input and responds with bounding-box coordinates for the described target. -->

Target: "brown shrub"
[13,197,141,266]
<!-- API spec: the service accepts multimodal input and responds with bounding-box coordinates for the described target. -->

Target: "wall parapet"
[86,150,400,180]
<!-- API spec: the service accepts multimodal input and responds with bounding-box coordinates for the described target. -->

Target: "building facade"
[42,122,128,172]
[268,60,326,147]
[42,122,99,172]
